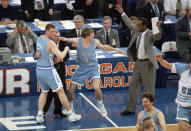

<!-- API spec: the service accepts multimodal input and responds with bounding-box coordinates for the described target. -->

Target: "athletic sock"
[66,109,72,115]
[70,101,73,110]
[97,100,103,105]
[38,110,43,115]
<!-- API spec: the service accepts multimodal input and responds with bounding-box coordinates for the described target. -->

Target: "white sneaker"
[98,103,107,117]
[36,114,44,124]
[62,109,70,116]
[67,112,81,122]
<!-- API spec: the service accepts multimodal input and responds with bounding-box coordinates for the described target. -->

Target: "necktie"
[20,34,27,53]
[77,30,81,37]
[117,0,121,6]
[176,0,182,11]
[136,33,142,58]
[154,5,160,17]
[106,31,110,45]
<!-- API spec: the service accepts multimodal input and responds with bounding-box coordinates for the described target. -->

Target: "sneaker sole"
[68,116,81,122]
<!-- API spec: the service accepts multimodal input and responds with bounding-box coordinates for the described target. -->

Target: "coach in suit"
[116,5,162,115]
[176,7,191,63]
[6,20,37,54]
[65,15,84,50]
[96,16,120,48]
[21,0,54,21]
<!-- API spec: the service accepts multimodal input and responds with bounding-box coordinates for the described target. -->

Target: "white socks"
[97,100,103,105]
[38,110,43,115]
[70,101,73,110]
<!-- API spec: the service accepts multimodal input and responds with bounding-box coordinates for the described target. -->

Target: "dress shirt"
[76,29,82,37]
[150,2,160,17]
[104,28,111,37]
[18,35,29,54]
[137,29,149,59]
[164,0,190,12]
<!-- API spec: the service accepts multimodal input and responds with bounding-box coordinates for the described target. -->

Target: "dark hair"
[45,23,56,31]
[81,28,94,38]
[138,17,148,27]
[142,92,155,105]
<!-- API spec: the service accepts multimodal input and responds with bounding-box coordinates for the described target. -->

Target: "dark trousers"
[43,65,66,114]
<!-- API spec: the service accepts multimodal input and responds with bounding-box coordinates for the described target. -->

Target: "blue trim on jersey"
[174,62,190,75]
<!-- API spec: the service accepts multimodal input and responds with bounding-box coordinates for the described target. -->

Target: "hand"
[34,51,41,59]
[118,49,125,55]
[108,4,113,9]
[156,20,162,29]
[189,32,191,37]
[155,53,162,61]
[65,46,70,52]
[13,27,18,35]
[115,4,124,14]
[26,26,32,34]
[3,19,12,24]
[25,11,30,18]
[60,37,66,41]
[179,10,186,16]
[85,0,93,6]
[49,9,53,16]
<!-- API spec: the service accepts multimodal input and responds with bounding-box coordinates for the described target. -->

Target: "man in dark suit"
[65,15,84,50]
[139,0,165,50]
[96,16,120,48]
[176,7,191,63]
[116,5,162,115]
[139,0,164,30]
[34,31,70,116]
[0,0,19,24]
[21,0,54,21]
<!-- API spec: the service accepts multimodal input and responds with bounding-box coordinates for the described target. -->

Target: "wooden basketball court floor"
[0,87,180,131]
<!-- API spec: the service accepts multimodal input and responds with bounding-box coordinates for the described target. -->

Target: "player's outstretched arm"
[95,39,125,55]
[136,111,144,131]
[47,41,70,61]
[60,37,79,48]
[155,53,172,70]
[157,112,167,131]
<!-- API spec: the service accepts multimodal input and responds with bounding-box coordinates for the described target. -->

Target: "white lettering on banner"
[0,70,3,94]
[5,69,30,95]
[0,116,46,130]
[6,101,29,117]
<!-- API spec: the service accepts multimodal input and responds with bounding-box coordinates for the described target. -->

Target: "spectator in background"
[65,15,84,50]
[139,0,164,30]
[0,0,19,24]
[104,0,130,24]
[123,16,138,47]
[96,16,120,48]
[176,7,191,62]
[136,0,164,15]
[139,0,165,50]
[6,20,38,54]
[73,0,98,19]
[21,0,54,21]
[164,0,191,18]
[136,92,166,131]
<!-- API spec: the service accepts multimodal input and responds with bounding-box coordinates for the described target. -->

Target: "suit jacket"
[21,0,54,20]
[122,13,162,69]
[6,31,38,54]
[54,41,70,86]
[95,28,120,48]
[176,15,191,62]
[139,2,164,30]
[65,28,78,50]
